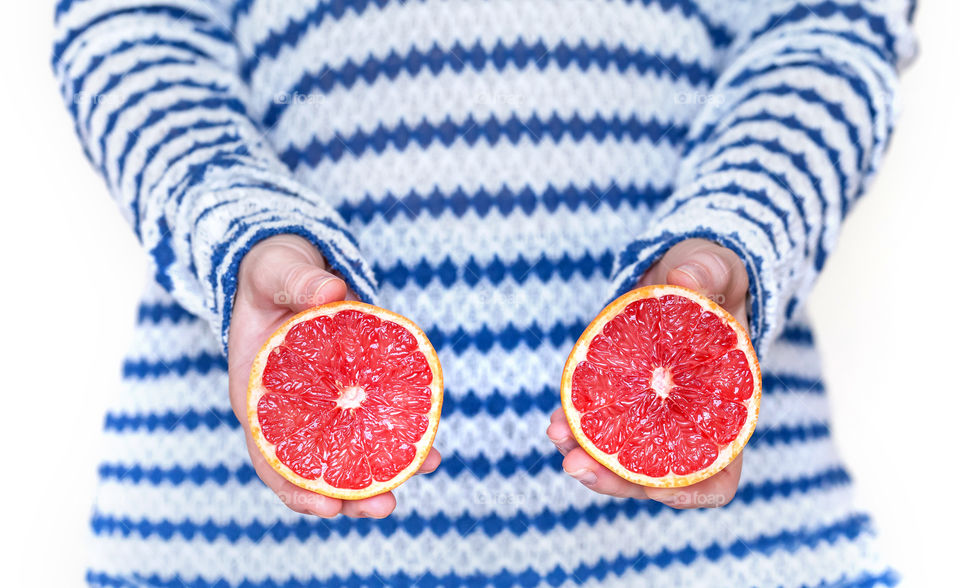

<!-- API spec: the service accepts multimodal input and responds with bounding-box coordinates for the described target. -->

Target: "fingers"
[545,409,579,456]
[561,448,649,500]
[644,454,743,509]
[244,435,342,517]
[547,407,741,508]
[417,448,442,474]
[239,234,348,312]
[547,408,647,500]
[641,238,750,326]
[339,492,398,519]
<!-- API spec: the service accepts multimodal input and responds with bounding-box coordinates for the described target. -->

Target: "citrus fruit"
[248,301,443,499]
[560,284,761,488]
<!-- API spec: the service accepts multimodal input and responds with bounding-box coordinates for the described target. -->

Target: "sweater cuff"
[184,170,378,355]
[608,203,784,362]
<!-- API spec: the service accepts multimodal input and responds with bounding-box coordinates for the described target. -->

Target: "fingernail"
[568,468,598,487]
[675,262,709,289]
[552,437,577,456]
[358,511,372,518]
[308,277,336,304]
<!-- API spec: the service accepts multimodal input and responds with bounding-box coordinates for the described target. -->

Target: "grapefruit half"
[561,285,761,488]
[248,301,443,499]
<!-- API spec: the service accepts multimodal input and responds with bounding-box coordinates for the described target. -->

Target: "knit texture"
[53,1,916,586]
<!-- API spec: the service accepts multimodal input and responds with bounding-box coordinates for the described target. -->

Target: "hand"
[227,234,442,518]
[547,238,750,508]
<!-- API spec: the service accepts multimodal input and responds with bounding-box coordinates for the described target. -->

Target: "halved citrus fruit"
[561,285,761,488]
[248,301,443,499]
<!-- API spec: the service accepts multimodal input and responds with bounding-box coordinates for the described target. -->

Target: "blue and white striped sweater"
[53,0,915,586]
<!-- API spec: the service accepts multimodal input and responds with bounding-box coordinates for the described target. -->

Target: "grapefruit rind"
[560,284,761,488]
[247,301,443,500]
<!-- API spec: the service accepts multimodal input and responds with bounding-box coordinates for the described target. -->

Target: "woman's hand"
[547,238,750,508]
[227,234,441,518]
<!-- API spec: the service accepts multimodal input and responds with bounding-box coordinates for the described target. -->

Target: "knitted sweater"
[53,1,916,586]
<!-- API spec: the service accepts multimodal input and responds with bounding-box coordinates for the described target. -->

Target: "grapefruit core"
[560,285,761,488]
[248,301,443,499]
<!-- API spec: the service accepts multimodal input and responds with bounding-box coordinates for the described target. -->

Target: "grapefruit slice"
[248,301,443,499]
[560,285,761,488]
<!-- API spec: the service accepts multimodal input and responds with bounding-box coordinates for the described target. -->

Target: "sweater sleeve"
[608,0,916,360]
[52,0,379,352]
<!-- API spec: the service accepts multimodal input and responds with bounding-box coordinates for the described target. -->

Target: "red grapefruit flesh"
[560,285,761,487]
[248,301,443,499]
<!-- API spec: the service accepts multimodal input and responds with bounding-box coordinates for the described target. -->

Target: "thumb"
[239,235,348,313]
[661,239,749,309]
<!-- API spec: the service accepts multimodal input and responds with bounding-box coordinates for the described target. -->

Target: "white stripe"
[353,192,652,269]
[232,0,313,54]
[88,483,859,581]
[248,0,720,97]
[267,62,705,148]
[296,132,680,208]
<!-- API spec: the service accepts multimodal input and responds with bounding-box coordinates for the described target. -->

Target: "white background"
[1,3,957,586]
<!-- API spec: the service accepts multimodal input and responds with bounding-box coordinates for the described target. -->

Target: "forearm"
[52,0,377,350]
[609,0,916,358]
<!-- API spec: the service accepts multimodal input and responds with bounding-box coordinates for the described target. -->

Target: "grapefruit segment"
[248,301,443,499]
[561,285,761,488]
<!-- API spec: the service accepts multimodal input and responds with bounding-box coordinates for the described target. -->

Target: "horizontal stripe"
[278,113,688,170]
[122,352,225,379]
[336,181,672,224]
[90,466,850,542]
[97,420,831,487]
[86,564,900,588]
[86,512,873,586]
[102,379,827,431]
[242,0,731,85]
[254,29,719,116]
[53,6,212,66]
[374,251,614,290]
[750,1,897,62]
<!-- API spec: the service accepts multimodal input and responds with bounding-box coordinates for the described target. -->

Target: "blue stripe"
[335,181,672,224]
[661,181,796,252]
[91,466,850,543]
[53,6,210,66]
[780,324,815,345]
[750,2,898,63]
[110,90,241,181]
[709,161,811,257]
[66,37,212,121]
[735,84,867,176]
[137,302,198,324]
[731,53,880,140]
[374,251,615,290]
[86,514,871,586]
[243,1,728,86]
[263,38,715,128]
[711,110,851,216]
[279,113,689,170]
[122,352,225,379]
[99,422,830,490]
[83,56,199,131]
[702,136,830,269]
[89,560,897,588]
[104,396,830,446]
[138,127,242,220]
